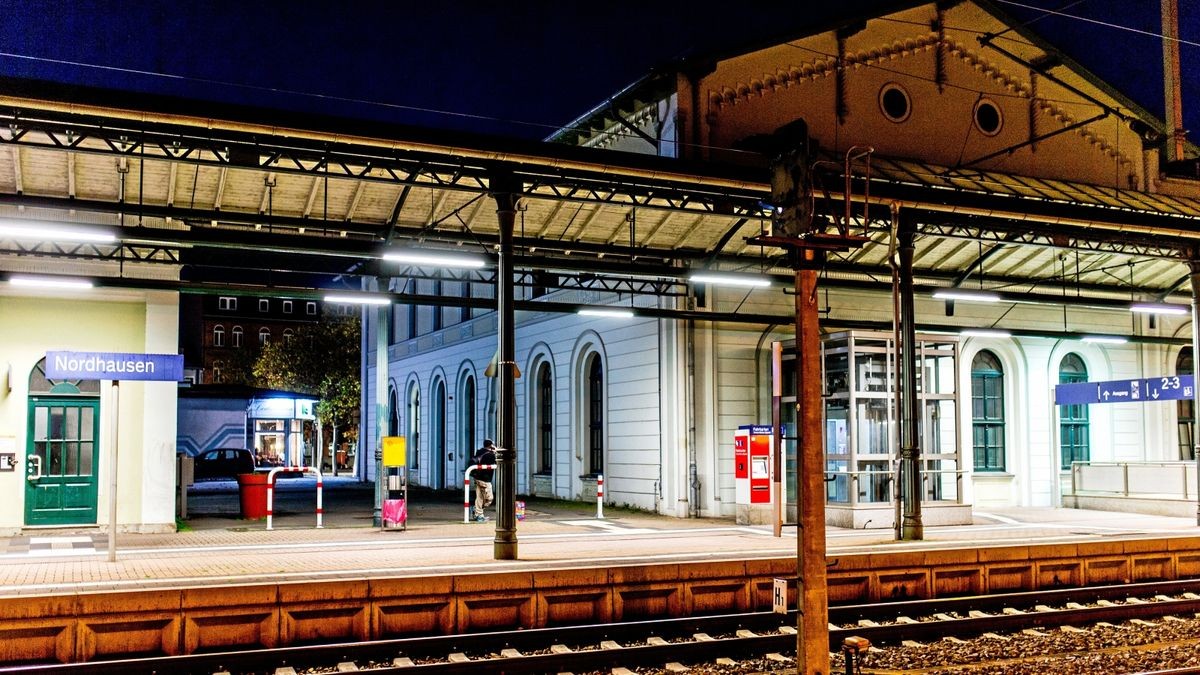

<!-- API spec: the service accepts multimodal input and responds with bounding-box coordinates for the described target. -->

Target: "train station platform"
[1,476,1198,595]
[4,476,1200,665]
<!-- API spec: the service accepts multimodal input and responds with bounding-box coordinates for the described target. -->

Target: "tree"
[254,312,361,467]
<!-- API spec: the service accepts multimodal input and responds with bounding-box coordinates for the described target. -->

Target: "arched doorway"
[25,358,101,526]
[406,381,421,478]
[458,373,476,480]
[432,378,446,489]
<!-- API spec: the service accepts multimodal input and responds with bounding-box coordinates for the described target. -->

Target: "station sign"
[46,351,183,382]
[1054,375,1195,406]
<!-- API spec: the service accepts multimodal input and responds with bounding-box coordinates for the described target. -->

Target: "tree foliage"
[253,313,361,429]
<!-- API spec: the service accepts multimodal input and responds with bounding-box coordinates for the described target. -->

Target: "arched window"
[459,374,476,462]
[970,350,1005,472]
[1179,348,1194,460]
[387,385,400,437]
[283,328,294,344]
[212,325,225,348]
[586,354,603,475]
[1059,353,1090,469]
[407,382,421,471]
[258,327,271,346]
[536,362,553,475]
[231,326,243,348]
[432,379,446,487]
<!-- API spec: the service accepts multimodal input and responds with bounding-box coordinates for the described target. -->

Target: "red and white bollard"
[463,464,498,523]
[266,466,324,531]
[596,473,604,519]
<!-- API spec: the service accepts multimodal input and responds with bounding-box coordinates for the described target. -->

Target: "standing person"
[471,439,496,522]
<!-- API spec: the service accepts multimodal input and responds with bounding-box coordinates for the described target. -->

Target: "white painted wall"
[0,289,178,534]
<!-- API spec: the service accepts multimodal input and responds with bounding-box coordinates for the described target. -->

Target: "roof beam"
[66,151,75,199]
[345,181,366,221]
[166,161,177,207]
[10,147,22,194]
[213,166,227,210]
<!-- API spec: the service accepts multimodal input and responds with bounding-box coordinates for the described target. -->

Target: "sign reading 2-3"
[1055,375,1195,406]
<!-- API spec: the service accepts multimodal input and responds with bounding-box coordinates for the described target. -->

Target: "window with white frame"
[218,296,237,311]
[232,326,243,348]
[283,300,293,314]
[259,327,271,346]
[259,298,269,312]
[212,325,225,347]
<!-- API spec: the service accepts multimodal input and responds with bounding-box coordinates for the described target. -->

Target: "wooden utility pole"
[750,119,868,675]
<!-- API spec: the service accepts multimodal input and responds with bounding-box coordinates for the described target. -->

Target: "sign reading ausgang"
[1055,375,1195,406]
[46,351,183,382]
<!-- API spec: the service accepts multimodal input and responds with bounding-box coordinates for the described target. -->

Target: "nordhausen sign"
[1055,375,1195,406]
[46,351,183,381]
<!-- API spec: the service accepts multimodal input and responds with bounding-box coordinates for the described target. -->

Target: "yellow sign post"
[382,436,406,467]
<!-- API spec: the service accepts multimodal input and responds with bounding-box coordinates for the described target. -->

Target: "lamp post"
[491,175,520,560]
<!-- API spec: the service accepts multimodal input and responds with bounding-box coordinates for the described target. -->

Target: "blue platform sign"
[1055,375,1195,406]
[45,351,183,382]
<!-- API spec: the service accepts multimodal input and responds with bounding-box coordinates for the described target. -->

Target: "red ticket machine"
[734,424,774,524]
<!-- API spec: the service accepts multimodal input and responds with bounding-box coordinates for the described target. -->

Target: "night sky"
[1,1,1196,145]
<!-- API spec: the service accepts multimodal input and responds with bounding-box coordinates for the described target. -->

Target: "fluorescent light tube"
[578,308,634,319]
[0,222,116,243]
[688,272,771,288]
[324,294,391,306]
[960,329,1011,338]
[932,289,1001,302]
[1130,303,1189,316]
[1082,335,1128,344]
[384,249,487,269]
[8,275,94,290]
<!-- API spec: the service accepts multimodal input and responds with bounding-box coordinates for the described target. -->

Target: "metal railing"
[823,468,966,505]
[1069,460,1196,499]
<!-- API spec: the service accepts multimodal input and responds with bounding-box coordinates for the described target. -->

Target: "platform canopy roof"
[1,73,1200,324]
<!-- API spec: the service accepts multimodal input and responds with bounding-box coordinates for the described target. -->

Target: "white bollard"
[597,473,604,519]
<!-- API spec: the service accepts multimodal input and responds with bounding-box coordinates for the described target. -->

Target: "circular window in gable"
[879,83,911,123]
[974,98,1003,136]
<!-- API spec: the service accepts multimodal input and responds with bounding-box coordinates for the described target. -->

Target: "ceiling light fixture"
[960,328,1012,338]
[1082,335,1129,344]
[688,271,772,288]
[932,289,1001,303]
[1129,303,1190,316]
[324,293,391,306]
[578,308,635,319]
[384,248,487,269]
[8,275,95,290]
[0,222,117,243]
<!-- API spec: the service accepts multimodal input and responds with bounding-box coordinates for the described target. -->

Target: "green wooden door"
[25,398,100,526]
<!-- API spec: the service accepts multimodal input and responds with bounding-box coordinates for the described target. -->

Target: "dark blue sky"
[1,1,1196,145]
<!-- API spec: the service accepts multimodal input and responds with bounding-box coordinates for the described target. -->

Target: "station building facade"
[0,282,179,534]
[367,0,1200,520]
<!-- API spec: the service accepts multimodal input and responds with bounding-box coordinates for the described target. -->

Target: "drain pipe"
[686,317,701,518]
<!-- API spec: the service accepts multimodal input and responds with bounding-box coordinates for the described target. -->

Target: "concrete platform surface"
[2,476,1197,596]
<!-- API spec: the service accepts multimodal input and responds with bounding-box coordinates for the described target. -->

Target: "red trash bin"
[236,473,269,519]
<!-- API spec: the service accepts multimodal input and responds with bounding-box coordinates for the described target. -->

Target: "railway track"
[3,579,1200,674]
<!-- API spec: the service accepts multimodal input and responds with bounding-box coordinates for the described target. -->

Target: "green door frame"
[25,397,101,526]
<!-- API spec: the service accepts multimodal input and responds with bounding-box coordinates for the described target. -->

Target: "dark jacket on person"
[472,446,496,482]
